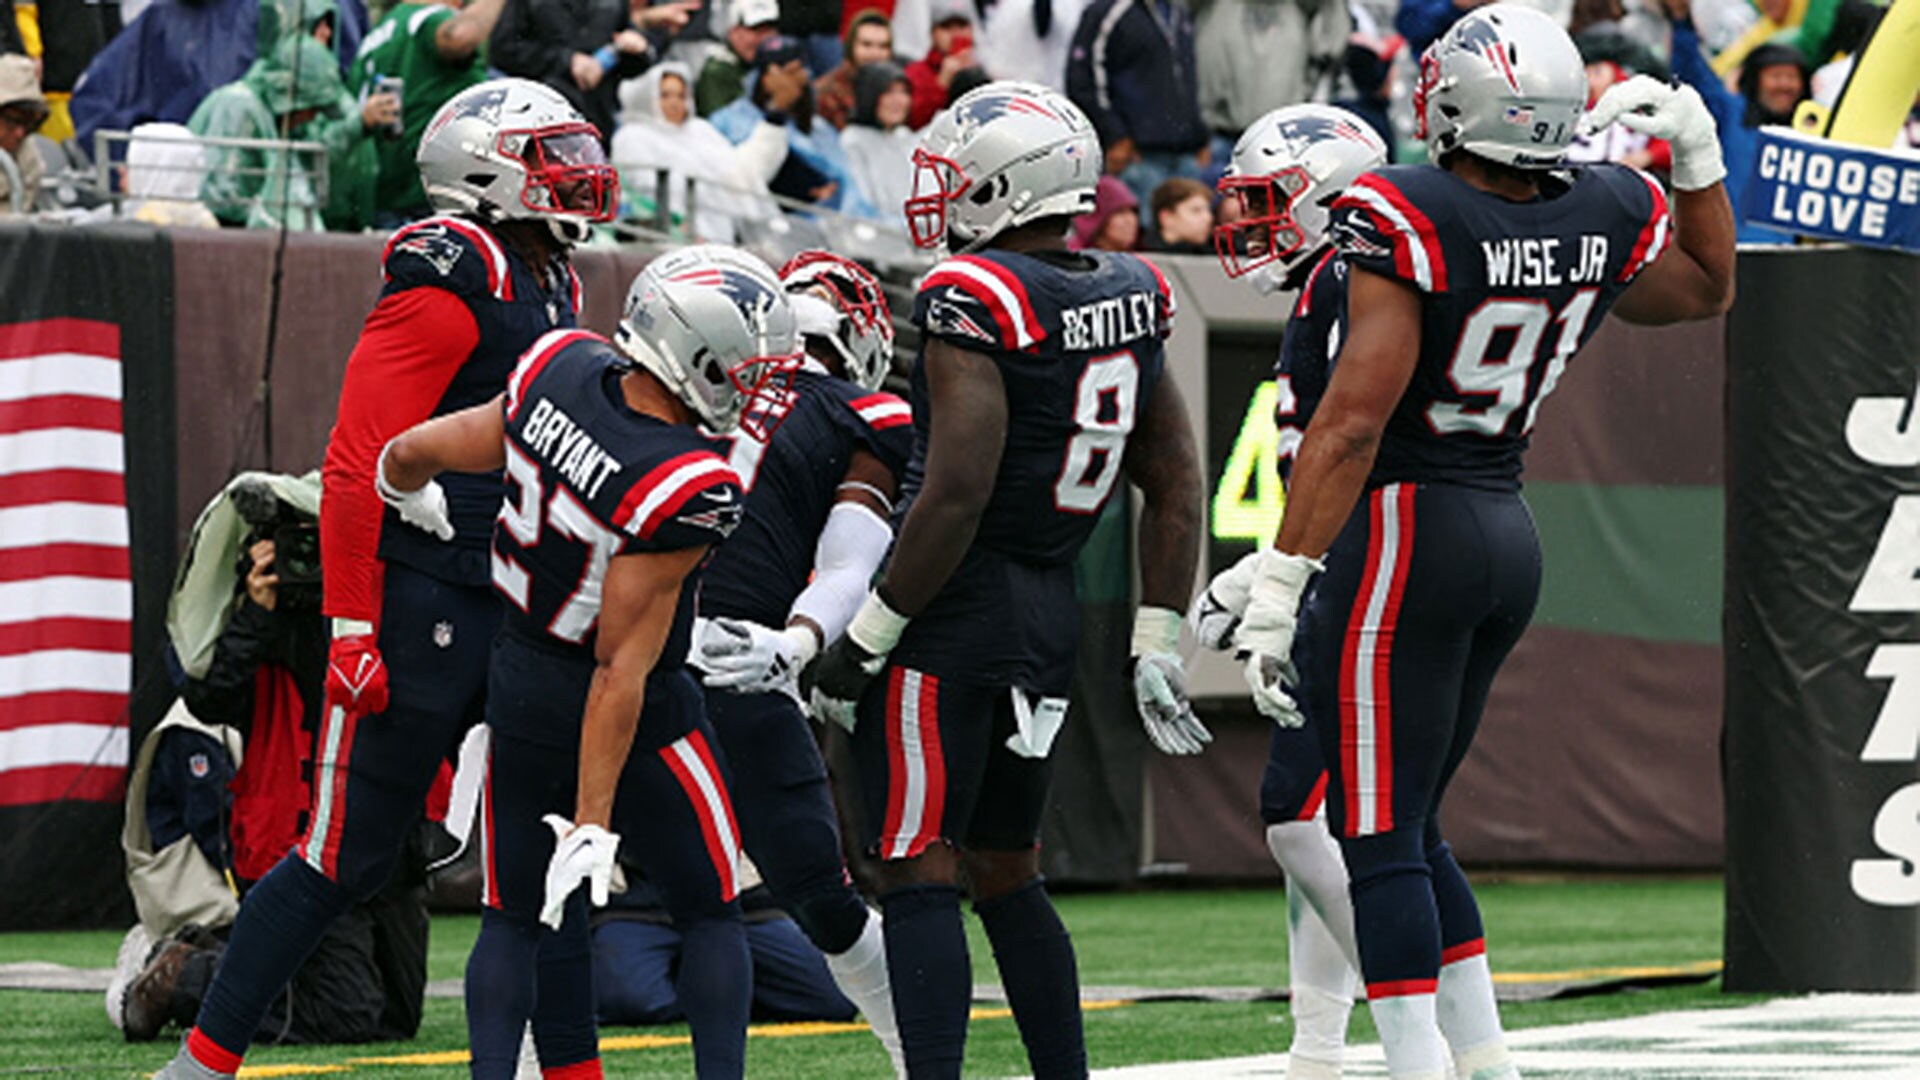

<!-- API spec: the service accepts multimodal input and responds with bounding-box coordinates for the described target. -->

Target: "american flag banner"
[0,318,132,807]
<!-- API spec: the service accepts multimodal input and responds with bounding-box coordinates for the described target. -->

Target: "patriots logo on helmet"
[1273,115,1379,152]
[394,228,466,277]
[668,266,784,330]
[1446,15,1524,95]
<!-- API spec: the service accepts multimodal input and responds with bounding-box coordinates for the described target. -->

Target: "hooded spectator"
[697,0,781,114]
[1069,174,1138,251]
[711,34,879,216]
[839,60,912,224]
[1666,0,1803,242]
[489,0,695,142]
[813,10,892,129]
[0,55,48,214]
[69,0,260,152]
[123,122,220,226]
[903,0,972,129]
[611,61,784,240]
[187,32,357,229]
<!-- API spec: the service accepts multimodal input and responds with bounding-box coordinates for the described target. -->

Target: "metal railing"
[92,129,329,229]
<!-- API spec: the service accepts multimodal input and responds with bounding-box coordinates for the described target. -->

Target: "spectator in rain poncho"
[71,0,269,155]
[838,62,913,228]
[186,31,372,229]
[123,121,221,226]
[610,61,784,242]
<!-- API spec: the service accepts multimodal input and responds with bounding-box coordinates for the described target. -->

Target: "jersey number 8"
[1055,351,1142,513]
[494,443,624,643]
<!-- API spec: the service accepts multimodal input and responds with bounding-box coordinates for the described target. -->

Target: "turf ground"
[0,876,1755,1078]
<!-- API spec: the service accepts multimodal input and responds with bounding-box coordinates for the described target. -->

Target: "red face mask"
[729,351,802,443]
[1212,166,1313,279]
[506,124,619,223]
[905,147,971,249]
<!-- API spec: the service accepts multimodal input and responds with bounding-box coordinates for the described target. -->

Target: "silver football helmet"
[1415,4,1587,169]
[906,81,1101,253]
[417,79,618,246]
[614,245,802,442]
[778,251,895,392]
[1215,105,1388,295]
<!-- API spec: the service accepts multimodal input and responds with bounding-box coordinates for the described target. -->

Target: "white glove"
[1131,606,1212,755]
[1583,75,1726,191]
[1237,549,1324,728]
[693,617,820,695]
[539,815,618,930]
[1188,551,1261,652]
[375,439,454,541]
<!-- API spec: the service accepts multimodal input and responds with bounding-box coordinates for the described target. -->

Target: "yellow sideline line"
[1493,959,1723,985]
[234,1001,1131,1076]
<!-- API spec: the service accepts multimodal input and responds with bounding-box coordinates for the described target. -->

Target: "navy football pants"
[1296,482,1539,992]
[705,687,871,955]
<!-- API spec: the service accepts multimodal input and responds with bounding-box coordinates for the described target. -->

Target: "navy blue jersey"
[376,214,584,584]
[699,368,913,628]
[1274,249,1349,485]
[1329,163,1670,490]
[893,248,1174,691]
[493,330,743,667]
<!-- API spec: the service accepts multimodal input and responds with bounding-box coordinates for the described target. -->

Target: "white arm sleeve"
[788,500,894,647]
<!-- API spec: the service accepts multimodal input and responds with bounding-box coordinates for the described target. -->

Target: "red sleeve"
[320,288,482,624]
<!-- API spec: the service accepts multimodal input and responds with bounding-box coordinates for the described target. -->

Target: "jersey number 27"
[493,443,623,643]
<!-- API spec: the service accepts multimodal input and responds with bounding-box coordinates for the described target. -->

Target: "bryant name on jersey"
[519,395,622,500]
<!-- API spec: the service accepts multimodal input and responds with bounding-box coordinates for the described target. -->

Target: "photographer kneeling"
[115,474,434,1048]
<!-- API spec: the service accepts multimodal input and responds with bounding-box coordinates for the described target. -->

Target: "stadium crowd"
[0,0,1906,241]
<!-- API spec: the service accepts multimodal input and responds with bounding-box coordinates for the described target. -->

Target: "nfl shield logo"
[189,753,210,779]
[434,621,454,649]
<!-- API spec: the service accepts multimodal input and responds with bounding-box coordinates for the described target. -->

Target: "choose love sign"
[1743,126,1920,252]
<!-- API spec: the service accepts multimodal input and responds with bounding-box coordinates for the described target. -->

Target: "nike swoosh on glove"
[539,815,618,930]
[326,633,389,715]
[1132,606,1211,754]
[1188,550,1261,652]
[695,617,818,695]
[1582,75,1726,191]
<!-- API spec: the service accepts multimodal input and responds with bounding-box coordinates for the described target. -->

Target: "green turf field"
[0,876,1758,1078]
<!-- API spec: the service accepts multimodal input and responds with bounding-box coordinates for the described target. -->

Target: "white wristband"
[332,617,374,639]
[1249,549,1325,610]
[845,591,910,655]
[1131,606,1182,657]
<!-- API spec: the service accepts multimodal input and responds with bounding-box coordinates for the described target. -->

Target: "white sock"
[1286,880,1356,1071]
[1267,818,1362,972]
[1437,949,1519,1079]
[826,909,905,1078]
[1368,990,1449,1080]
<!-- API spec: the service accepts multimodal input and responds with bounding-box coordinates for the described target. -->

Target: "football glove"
[375,439,455,541]
[1188,551,1261,652]
[326,619,389,715]
[1583,76,1726,191]
[539,815,618,930]
[802,590,908,733]
[693,617,819,695]
[1237,549,1323,728]
[1130,606,1211,755]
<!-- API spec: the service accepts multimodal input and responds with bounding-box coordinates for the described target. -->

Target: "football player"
[688,251,912,1074]
[1231,8,1735,1079]
[1195,103,1388,1080]
[158,79,616,1080]
[803,82,1208,1079]
[377,245,801,1080]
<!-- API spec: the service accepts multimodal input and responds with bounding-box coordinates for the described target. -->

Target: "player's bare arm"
[1612,184,1737,324]
[875,340,1008,615]
[379,392,509,489]
[1272,268,1422,560]
[574,545,709,829]
[435,0,509,62]
[1122,374,1202,611]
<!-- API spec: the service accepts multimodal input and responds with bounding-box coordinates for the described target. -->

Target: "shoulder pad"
[506,328,606,420]
[841,388,914,474]
[381,215,515,302]
[914,254,1046,352]
[1330,168,1451,293]
[611,448,744,548]
[843,389,912,433]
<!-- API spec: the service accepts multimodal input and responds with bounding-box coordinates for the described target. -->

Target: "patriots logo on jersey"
[676,487,743,536]
[1332,216,1391,259]
[394,228,466,277]
[925,295,997,344]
